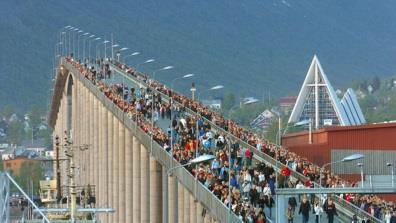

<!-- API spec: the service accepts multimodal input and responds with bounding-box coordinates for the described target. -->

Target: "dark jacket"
[299,201,311,216]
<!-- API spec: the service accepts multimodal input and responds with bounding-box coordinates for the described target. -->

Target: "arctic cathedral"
[288,55,366,129]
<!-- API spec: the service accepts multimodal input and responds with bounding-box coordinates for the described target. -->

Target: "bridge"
[45,52,385,223]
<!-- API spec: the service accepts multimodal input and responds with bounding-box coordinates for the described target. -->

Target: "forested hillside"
[1,0,396,112]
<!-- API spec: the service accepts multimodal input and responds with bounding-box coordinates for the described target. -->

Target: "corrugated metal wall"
[282,123,396,176]
[332,150,396,175]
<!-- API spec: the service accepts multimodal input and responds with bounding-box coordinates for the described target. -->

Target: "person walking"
[313,200,323,223]
[323,198,337,223]
[299,196,311,223]
[286,203,295,223]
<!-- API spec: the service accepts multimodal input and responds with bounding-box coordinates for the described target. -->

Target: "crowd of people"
[65,56,396,223]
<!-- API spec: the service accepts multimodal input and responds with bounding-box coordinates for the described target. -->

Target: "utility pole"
[55,135,62,202]
[64,132,77,223]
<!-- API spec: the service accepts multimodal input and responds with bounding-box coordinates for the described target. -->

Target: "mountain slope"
[1,0,396,111]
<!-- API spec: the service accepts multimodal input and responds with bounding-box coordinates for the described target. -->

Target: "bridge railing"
[108,62,383,223]
[63,59,241,223]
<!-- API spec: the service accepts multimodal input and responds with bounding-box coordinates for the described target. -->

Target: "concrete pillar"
[178,182,184,223]
[89,93,94,185]
[184,189,190,223]
[197,202,204,223]
[162,169,168,223]
[125,129,133,222]
[203,213,211,223]
[93,96,99,204]
[88,93,95,185]
[168,176,177,223]
[132,136,141,222]
[101,104,109,221]
[149,157,162,223]
[112,116,119,223]
[107,111,114,223]
[141,145,149,223]
[190,195,197,223]
[118,122,125,223]
[97,101,103,207]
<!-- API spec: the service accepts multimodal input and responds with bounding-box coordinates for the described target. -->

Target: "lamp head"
[183,73,195,78]
[342,154,364,162]
[162,66,174,70]
[387,162,393,167]
[210,85,224,90]
[189,154,216,164]
[145,59,155,63]
[294,119,311,126]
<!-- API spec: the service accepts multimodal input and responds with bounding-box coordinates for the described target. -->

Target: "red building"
[282,122,396,182]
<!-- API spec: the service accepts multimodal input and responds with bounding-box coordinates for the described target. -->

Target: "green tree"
[372,76,381,92]
[15,161,43,195]
[1,105,15,119]
[264,117,280,143]
[7,120,24,145]
[222,92,236,111]
[28,106,43,129]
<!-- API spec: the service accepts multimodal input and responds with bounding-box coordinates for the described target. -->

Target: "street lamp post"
[357,162,364,188]
[150,66,174,155]
[71,28,79,57]
[110,44,119,60]
[122,51,140,64]
[163,154,215,223]
[319,154,364,222]
[294,118,312,144]
[116,47,129,61]
[82,33,92,62]
[169,73,195,167]
[96,40,109,61]
[76,30,83,60]
[387,163,394,188]
[197,85,225,102]
[89,37,100,63]
[135,58,155,71]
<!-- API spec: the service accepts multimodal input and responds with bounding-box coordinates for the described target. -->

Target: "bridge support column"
[107,111,114,223]
[168,176,177,223]
[125,129,133,222]
[83,86,89,187]
[89,92,94,185]
[184,188,190,223]
[132,136,141,222]
[190,195,197,223]
[149,156,162,223]
[93,96,99,203]
[162,168,168,223]
[141,145,150,223]
[97,101,103,212]
[112,116,119,223]
[196,202,203,223]
[178,182,184,223]
[101,103,109,221]
[118,123,126,223]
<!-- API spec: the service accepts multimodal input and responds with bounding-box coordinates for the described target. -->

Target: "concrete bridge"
[47,57,382,223]
[49,58,239,223]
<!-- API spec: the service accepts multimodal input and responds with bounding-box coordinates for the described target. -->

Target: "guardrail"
[108,62,383,223]
[63,59,241,223]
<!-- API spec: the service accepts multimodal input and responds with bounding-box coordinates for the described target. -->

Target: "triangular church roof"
[288,55,350,128]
